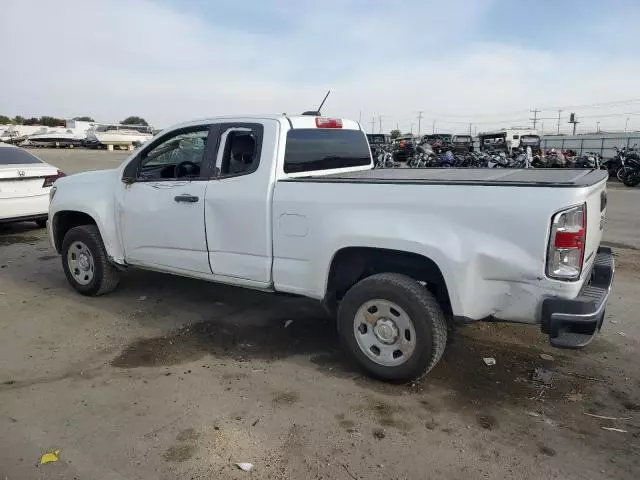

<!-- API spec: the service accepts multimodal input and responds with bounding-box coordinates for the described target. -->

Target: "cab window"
[137,129,209,181]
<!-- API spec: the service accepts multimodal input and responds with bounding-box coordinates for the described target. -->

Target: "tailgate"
[583,179,608,272]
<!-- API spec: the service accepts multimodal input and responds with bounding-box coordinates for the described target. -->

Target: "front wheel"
[337,273,448,382]
[61,225,121,296]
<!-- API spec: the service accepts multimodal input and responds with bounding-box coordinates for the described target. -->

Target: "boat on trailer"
[85,124,153,150]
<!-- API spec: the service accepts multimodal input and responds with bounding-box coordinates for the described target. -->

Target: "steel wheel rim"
[353,299,417,367]
[67,241,95,285]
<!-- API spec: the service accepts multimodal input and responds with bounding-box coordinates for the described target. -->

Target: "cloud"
[2,0,639,133]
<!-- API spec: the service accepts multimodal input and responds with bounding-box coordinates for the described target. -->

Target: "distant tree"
[23,117,40,126]
[390,129,402,139]
[73,116,95,122]
[0,115,11,124]
[121,116,148,126]
[13,115,24,125]
[39,116,65,127]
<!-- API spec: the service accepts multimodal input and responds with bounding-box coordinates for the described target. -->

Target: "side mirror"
[122,156,140,183]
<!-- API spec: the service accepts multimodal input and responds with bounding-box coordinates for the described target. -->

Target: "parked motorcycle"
[545,149,567,168]
[573,152,602,169]
[438,150,456,167]
[407,144,437,168]
[373,146,399,169]
[610,145,640,181]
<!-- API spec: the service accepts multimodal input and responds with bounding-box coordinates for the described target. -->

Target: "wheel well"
[325,247,451,315]
[52,211,97,253]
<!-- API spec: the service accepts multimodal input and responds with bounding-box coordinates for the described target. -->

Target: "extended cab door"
[116,124,216,274]
[204,120,278,285]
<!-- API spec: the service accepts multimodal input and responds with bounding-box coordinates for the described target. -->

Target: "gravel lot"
[1,149,639,479]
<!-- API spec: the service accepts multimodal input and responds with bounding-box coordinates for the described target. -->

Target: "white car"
[0,143,65,227]
[47,114,613,381]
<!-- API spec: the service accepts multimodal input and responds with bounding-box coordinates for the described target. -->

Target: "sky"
[2,0,640,134]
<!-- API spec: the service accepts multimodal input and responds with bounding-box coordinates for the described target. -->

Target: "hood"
[55,168,120,187]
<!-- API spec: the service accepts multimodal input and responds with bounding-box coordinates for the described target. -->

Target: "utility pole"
[410,123,415,135]
[625,117,630,133]
[358,110,362,124]
[557,109,563,134]
[569,112,579,135]
[378,115,383,134]
[540,122,544,135]
[432,120,436,134]
[370,117,376,134]
[530,109,541,130]
[468,123,472,136]
[417,111,423,136]
[596,121,600,133]
[396,122,399,131]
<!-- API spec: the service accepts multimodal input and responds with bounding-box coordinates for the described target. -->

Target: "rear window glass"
[284,129,371,173]
[0,147,42,165]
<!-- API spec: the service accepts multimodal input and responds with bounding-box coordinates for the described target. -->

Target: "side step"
[549,330,597,349]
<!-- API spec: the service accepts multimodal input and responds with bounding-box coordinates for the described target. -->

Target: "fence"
[541,133,640,159]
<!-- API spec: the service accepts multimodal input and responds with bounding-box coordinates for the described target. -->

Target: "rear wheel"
[61,225,120,296]
[337,273,448,382]
[623,170,640,187]
[617,167,628,182]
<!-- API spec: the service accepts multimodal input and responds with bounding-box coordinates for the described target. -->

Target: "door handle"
[174,194,199,203]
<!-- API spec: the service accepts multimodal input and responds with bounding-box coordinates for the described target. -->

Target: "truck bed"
[284,168,608,188]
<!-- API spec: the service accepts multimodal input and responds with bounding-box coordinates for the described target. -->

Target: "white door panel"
[205,120,278,284]
[117,126,213,274]
[119,181,210,273]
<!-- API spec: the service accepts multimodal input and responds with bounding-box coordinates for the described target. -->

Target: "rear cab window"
[284,129,372,174]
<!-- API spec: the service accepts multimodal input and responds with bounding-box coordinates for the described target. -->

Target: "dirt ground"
[1,149,639,479]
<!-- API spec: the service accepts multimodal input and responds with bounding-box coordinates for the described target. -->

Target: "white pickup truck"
[48,114,614,381]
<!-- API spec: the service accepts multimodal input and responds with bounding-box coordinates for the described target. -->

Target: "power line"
[413,97,640,121]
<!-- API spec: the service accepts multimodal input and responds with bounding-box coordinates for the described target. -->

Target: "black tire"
[623,171,640,187]
[337,273,448,382]
[35,218,47,228]
[61,225,121,296]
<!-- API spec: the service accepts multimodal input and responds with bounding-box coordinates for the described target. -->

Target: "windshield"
[96,125,118,132]
[284,129,371,173]
[96,125,152,133]
[366,134,386,145]
[423,135,451,143]
[481,135,506,145]
[0,147,43,164]
[521,135,540,144]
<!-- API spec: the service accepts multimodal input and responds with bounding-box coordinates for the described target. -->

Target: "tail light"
[315,118,342,128]
[546,204,586,280]
[43,170,66,188]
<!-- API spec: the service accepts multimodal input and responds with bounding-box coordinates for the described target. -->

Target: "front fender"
[49,170,124,263]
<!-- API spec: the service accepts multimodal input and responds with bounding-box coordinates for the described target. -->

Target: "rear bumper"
[0,194,49,222]
[540,246,614,349]
[0,213,47,224]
